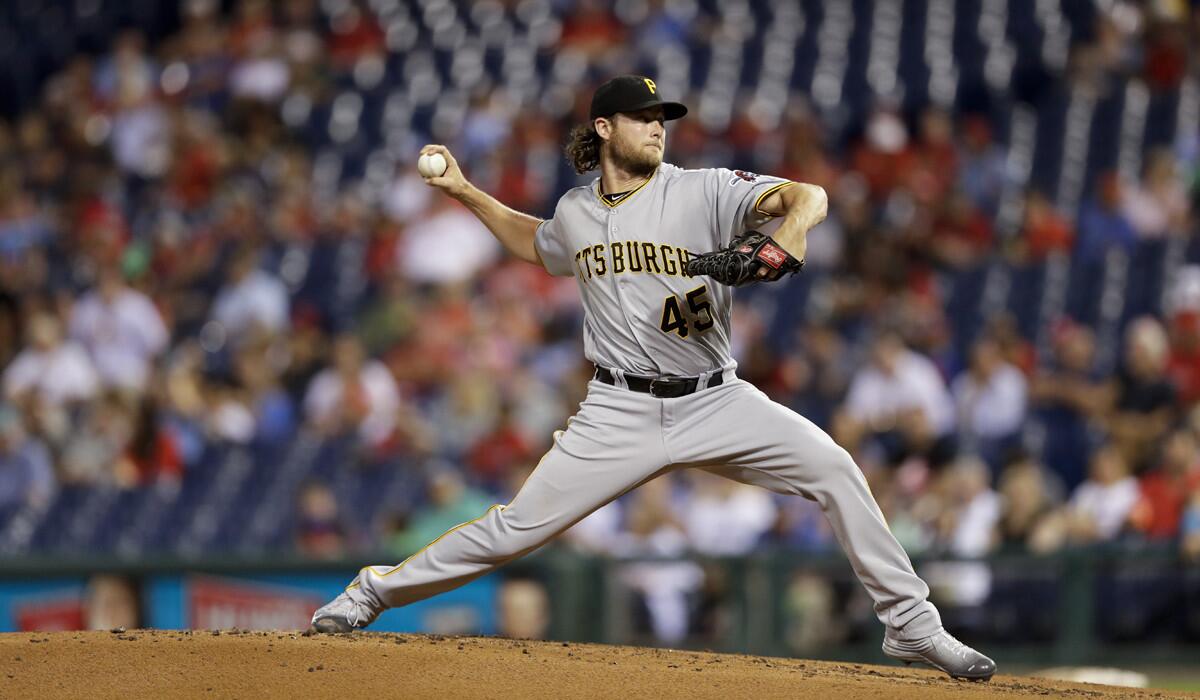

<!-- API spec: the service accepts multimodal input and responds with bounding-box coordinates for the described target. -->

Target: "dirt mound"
[0,630,1190,699]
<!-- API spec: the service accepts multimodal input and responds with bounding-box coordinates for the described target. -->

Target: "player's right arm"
[418,145,545,267]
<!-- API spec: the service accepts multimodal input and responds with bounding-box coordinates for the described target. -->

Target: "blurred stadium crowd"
[1,0,1200,638]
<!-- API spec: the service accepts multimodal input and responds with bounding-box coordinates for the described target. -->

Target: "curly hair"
[564,123,602,174]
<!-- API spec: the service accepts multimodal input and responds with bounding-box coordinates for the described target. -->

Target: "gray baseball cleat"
[882,628,996,681]
[308,591,380,634]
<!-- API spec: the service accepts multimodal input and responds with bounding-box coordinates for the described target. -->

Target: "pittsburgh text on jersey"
[572,241,694,282]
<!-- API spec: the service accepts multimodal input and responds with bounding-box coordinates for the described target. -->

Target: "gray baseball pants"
[345,371,942,640]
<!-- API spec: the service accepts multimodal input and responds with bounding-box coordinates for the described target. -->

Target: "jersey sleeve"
[709,169,795,245]
[533,215,574,277]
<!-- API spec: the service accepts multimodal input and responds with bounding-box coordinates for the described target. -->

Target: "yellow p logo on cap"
[643,78,657,94]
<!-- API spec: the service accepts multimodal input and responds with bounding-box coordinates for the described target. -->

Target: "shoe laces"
[937,631,970,659]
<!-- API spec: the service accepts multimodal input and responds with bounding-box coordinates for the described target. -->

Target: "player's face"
[607,107,666,176]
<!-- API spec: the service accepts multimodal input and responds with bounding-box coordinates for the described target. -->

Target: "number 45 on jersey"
[660,284,714,338]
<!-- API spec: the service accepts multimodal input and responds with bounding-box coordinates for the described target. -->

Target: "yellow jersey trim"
[753,181,797,217]
[595,168,657,209]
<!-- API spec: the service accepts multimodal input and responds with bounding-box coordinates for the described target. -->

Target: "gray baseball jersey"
[533,163,791,376]
[326,163,944,645]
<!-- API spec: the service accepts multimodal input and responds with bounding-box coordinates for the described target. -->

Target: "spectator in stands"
[233,344,296,447]
[17,103,71,200]
[99,30,172,180]
[387,468,492,557]
[1121,149,1191,239]
[297,192,371,327]
[851,105,914,202]
[279,308,328,400]
[229,19,290,103]
[210,244,289,343]
[834,330,956,466]
[957,116,1008,217]
[505,367,567,449]
[309,333,436,453]
[69,264,169,395]
[562,500,623,554]
[929,191,994,270]
[203,374,256,445]
[295,480,347,559]
[921,457,1000,606]
[1019,189,1074,260]
[952,335,1028,469]
[228,0,275,58]
[424,370,499,459]
[1129,428,1200,540]
[984,312,1036,375]
[397,195,501,286]
[1030,321,1107,489]
[559,0,627,59]
[862,464,931,554]
[175,0,232,112]
[166,111,228,213]
[1077,172,1138,261]
[465,401,535,493]
[0,404,55,509]
[906,106,958,205]
[1141,15,1188,92]
[680,472,777,556]
[993,453,1066,553]
[630,0,692,56]
[325,0,385,70]
[778,109,839,192]
[59,392,135,486]
[95,30,154,105]
[1067,444,1140,543]
[354,274,417,373]
[777,319,854,430]
[614,476,703,644]
[3,311,99,420]
[160,344,211,467]
[0,142,57,249]
[1167,307,1200,405]
[116,394,183,487]
[768,487,842,555]
[1106,316,1177,471]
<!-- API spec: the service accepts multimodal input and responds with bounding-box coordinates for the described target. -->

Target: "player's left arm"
[754,182,828,262]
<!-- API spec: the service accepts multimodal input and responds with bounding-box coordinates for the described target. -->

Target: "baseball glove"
[686,231,804,286]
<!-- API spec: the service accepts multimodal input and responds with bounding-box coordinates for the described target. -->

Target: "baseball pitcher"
[310,75,996,681]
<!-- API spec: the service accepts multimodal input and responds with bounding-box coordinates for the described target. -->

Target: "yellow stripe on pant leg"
[345,504,505,590]
[344,432,566,592]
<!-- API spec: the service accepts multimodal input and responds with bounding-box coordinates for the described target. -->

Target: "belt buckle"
[649,378,686,398]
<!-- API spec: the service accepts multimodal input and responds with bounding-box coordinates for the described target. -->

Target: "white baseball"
[418,152,447,178]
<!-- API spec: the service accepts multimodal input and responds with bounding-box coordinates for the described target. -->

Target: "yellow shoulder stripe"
[753,181,797,217]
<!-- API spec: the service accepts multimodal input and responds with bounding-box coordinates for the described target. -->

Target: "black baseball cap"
[590,75,688,121]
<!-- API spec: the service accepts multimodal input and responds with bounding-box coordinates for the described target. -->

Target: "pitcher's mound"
[0,630,1186,699]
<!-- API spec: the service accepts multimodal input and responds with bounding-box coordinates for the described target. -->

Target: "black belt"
[594,366,723,398]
